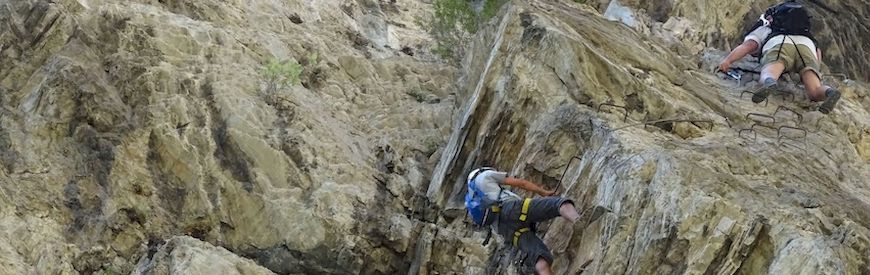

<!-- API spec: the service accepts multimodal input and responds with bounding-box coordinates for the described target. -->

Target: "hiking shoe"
[819,88,841,114]
[752,78,778,103]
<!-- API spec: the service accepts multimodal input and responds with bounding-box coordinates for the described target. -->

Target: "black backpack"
[769,1,812,37]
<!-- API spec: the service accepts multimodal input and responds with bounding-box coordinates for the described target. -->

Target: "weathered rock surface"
[426,0,870,274]
[1,0,869,274]
[1,0,462,273]
[592,0,870,82]
[134,236,275,275]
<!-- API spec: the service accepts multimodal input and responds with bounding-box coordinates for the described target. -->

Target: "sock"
[762,77,777,87]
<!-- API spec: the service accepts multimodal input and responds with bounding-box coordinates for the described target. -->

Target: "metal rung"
[641,119,715,131]
[777,125,808,139]
[826,73,849,81]
[778,136,807,151]
[773,91,795,103]
[810,116,833,133]
[555,156,582,193]
[597,103,629,122]
[751,122,777,132]
[739,128,757,141]
[761,91,795,107]
[774,105,803,125]
[777,125,808,151]
[746,113,776,124]
[740,90,755,100]
[740,89,793,106]
[684,120,715,131]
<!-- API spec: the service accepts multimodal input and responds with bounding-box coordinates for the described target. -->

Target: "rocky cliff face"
[1,0,869,274]
[1,0,460,273]
[592,0,870,82]
[426,0,870,274]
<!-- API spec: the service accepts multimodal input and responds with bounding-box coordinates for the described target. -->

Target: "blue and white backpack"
[465,168,501,226]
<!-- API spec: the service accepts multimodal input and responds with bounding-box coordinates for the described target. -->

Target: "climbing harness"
[512,227,531,247]
[512,198,533,247]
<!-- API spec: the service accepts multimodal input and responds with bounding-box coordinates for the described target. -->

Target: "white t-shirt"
[744,26,818,60]
[744,26,772,47]
[467,168,520,201]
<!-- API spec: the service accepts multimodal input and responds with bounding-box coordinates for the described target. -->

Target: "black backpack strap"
[743,20,765,41]
[774,35,788,62]
[474,167,497,246]
[787,36,809,70]
[482,229,493,246]
[805,33,818,46]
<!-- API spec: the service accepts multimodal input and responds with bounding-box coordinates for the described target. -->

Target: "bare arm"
[503,177,555,196]
[719,40,760,72]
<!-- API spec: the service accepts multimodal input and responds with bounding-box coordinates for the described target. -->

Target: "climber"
[717,10,774,73]
[718,0,840,114]
[465,167,581,275]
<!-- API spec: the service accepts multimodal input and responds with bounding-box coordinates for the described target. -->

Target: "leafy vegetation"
[263,58,303,90]
[307,52,318,66]
[429,0,509,60]
[99,266,121,275]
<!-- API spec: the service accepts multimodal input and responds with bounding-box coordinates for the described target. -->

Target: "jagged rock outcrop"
[425,0,870,274]
[134,236,275,275]
[2,0,869,274]
[0,0,464,273]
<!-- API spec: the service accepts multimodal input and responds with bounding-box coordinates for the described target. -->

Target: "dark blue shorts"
[496,197,573,265]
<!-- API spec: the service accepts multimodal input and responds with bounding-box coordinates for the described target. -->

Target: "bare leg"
[559,202,580,222]
[535,258,553,275]
[760,61,786,82]
[801,70,828,101]
[753,61,787,103]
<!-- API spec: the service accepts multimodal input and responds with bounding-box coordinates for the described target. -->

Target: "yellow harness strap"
[519,198,531,221]
[491,205,501,213]
[513,227,530,247]
[512,198,534,246]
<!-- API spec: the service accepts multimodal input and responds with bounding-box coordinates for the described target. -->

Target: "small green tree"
[262,58,303,93]
[429,0,509,61]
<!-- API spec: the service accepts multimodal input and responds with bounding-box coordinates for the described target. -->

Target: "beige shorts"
[761,43,821,78]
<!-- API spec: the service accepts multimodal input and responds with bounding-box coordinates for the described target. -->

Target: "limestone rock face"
[1,0,459,273]
[426,0,870,274]
[2,0,870,274]
[134,236,275,275]
[597,0,870,82]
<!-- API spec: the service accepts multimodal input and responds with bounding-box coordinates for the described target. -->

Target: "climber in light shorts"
[718,1,840,114]
[759,37,821,78]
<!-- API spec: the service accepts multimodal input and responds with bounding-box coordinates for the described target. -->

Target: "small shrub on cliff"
[429,0,508,61]
[306,52,318,66]
[263,58,303,90]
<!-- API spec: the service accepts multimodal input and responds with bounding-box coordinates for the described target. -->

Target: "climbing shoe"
[819,88,841,114]
[752,78,779,104]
